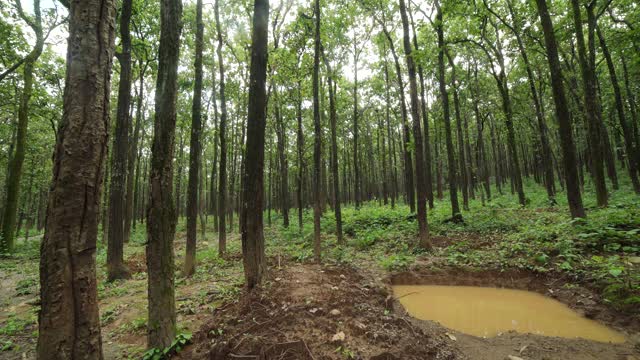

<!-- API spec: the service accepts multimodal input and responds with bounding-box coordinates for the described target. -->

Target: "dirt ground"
[180,262,460,360]
[176,262,640,360]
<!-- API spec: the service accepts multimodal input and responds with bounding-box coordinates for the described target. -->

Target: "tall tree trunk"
[37,0,116,356]
[1,0,45,253]
[383,52,397,208]
[535,0,586,218]
[273,86,290,226]
[408,5,434,209]
[146,0,182,348]
[185,0,204,277]
[570,0,607,206]
[380,27,414,213]
[312,0,322,263]
[435,5,462,221]
[124,63,146,243]
[323,54,344,245]
[352,37,361,209]
[400,0,431,249]
[215,0,228,255]
[597,26,640,193]
[107,0,133,281]
[241,0,269,289]
[621,57,640,170]
[446,51,469,211]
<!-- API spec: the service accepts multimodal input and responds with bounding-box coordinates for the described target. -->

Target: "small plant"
[141,332,192,360]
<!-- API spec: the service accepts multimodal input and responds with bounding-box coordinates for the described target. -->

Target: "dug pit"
[393,284,626,343]
[390,268,640,360]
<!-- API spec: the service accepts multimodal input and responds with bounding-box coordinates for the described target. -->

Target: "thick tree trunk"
[241,0,269,289]
[107,0,133,281]
[146,0,182,348]
[535,0,586,218]
[37,0,116,357]
[185,0,204,277]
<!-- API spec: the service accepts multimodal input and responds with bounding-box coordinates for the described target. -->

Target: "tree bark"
[106,0,133,281]
[323,52,344,245]
[570,0,608,206]
[535,0,586,218]
[435,5,462,221]
[185,0,204,277]
[312,0,322,263]
[146,0,182,348]
[400,0,431,249]
[240,0,269,289]
[215,0,228,255]
[37,0,116,357]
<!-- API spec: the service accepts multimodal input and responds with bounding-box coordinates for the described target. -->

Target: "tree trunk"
[446,51,469,211]
[535,0,586,217]
[400,0,431,249]
[185,0,204,277]
[296,81,304,231]
[215,0,228,255]
[273,86,290,226]
[570,0,607,206]
[312,0,322,263]
[323,54,343,245]
[435,5,462,221]
[124,62,145,243]
[107,0,133,281]
[240,0,269,289]
[37,0,116,356]
[597,26,640,193]
[146,0,182,348]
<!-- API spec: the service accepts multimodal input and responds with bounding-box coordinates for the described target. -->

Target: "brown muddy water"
[393,285,626,343]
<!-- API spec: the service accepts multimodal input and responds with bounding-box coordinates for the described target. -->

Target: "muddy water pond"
[393,285,626,343]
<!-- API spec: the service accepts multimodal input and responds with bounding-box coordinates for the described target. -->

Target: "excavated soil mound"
[181,263,462,360]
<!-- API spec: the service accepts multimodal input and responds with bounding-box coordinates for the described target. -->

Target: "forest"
[0,0,639,358]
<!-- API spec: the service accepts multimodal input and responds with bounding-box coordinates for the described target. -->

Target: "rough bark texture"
[400,0,431,249]
[185,0,204,277]
[241,0,269,289]
[535,0,585,218]
[107,0,133,281]
[146,0,182,348]
[37,0,116,357]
